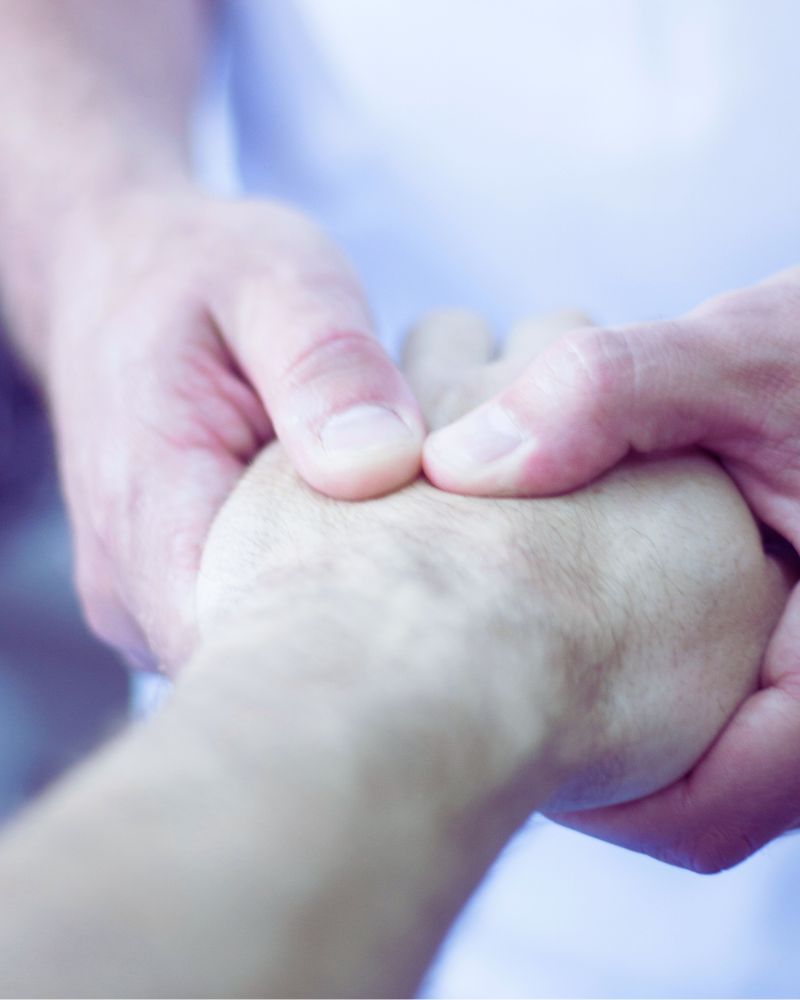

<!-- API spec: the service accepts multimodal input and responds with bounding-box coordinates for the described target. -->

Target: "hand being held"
[47,191,424,673]
[424,272,800,871]
[196,308,787,817]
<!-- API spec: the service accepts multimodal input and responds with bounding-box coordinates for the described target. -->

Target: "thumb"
[219,226,424,500]
[424,319,724,495]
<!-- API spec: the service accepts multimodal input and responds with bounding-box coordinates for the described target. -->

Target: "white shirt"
[211,0,800,348]
[184,2,800,994]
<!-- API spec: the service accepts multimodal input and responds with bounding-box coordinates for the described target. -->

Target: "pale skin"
[0,334,791,997]
[424,280,800,870]
[0,0,798,874]
[0,0,424,672]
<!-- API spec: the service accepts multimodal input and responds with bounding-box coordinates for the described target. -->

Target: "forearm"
[0,574,562,997]
[0,0,209,366]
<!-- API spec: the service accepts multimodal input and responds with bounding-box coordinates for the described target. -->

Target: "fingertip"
[316,442,423,500]
[422,403,600,498]
[421,403,528,494]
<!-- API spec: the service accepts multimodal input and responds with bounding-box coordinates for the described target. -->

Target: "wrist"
[175,572,570,993]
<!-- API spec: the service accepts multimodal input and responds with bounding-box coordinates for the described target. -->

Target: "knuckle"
[559,327,638,397]
[280,329,390,395]
[514,326,641,430]
[545,319,692,423]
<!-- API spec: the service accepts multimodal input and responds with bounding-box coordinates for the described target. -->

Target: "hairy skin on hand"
[197,443,788,813]
[423,279,800,870]
[0,429,787,995]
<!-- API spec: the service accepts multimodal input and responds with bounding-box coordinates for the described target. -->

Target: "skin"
[0,0,423,673]
[0,343,789,997]
[1,0,793,878]
[424,275,800,871]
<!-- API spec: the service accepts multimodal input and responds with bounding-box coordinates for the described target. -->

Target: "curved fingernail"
[320,404,416,455]
[428,405,524,469]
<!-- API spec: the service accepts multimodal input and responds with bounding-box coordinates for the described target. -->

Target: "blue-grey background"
[0,331,128,822]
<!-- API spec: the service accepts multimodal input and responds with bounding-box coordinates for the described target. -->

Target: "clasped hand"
[196,311,789,824]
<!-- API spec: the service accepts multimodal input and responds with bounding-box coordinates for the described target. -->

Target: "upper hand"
[47,189,424,672]
[423,273,800,870]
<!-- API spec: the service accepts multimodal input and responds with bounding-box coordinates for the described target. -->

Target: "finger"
[403,308,494,398]
[424,317,726,496]
[402,309,495,428]
[63,316,270,675]
[502,309,593,362]
[75,444,245,674]
[219,218,425,500]
[547,662,800,872]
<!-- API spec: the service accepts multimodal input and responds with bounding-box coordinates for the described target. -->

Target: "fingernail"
[431,405,524,467]
[320,404,415,454]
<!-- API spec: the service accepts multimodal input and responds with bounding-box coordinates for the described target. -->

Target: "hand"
[197,309,790,815]
[423,276,800,871]
[0,316,786,997]
[46,189,425,672]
